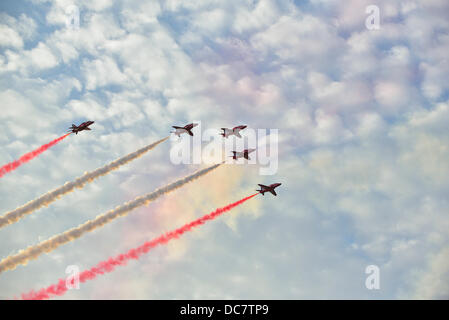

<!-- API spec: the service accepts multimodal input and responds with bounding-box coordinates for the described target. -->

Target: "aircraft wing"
[269,189,277,196]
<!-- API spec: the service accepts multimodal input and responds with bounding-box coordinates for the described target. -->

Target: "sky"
[0,0,448,299]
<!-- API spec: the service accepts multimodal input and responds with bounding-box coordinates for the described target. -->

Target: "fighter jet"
[230,148,256,160]
[171,123,198,137]
[220,125,247,138]
[68,121,94,134]
[256,183,282,196]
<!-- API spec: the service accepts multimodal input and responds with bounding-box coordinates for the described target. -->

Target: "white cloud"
[0,13,37,44]
[82,56,127,90]
[413,247,449,299]
[28,42,59,70]
[192,8,229,35]
[374,81,409,111]
[0,25,24,48]
[251,14,343,64]
[0,42,59,74]
[232,0,281,34]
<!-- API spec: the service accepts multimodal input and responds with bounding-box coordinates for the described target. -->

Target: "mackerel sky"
[0,0,448,299]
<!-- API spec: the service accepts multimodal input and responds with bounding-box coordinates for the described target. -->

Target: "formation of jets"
[170,123,248,139]
[69,121,281,196]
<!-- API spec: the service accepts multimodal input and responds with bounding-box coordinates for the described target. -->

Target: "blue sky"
[0,0,448,299]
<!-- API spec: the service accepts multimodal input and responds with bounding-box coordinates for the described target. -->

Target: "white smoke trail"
[0,137,169,229]
[0,163,223,274]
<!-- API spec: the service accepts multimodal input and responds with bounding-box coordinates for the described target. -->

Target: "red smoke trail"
[20,193,259,300]
[0,133,71,178]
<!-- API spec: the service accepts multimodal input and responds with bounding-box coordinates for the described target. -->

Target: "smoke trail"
[0,163,223,274]
[0,137,169,229]
[0,133,71,179]
[20,193,258,300]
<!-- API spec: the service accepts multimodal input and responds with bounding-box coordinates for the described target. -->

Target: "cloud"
[0,42,59,74]
[251,14,343,66]
[232,0,281,34]
[82,56,127,90]
[0,25,24,48]
[0,13,37,47]
[413,247,449,299]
